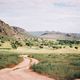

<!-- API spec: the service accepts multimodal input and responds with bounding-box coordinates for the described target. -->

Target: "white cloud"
[0,0,80,33]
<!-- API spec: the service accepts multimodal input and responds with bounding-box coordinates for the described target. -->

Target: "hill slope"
[30,31,45,37]
[0,20,32,39]
[40,31,80,40]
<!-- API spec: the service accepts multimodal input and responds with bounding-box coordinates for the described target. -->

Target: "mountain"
[0,20,32,39]
[1,19,80,40]
[12,26,32,39]
[35,31,80,40]
[30,31,46,37]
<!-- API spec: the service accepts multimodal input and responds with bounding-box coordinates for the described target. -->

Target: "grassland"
[30,53,80,80]
[0,35,80,54]
[0,51,23,69]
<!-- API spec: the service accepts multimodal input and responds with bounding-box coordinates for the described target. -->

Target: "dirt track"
[0,55,54,80]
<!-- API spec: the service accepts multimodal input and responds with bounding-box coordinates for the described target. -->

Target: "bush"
[75,47,78,49]
[39,45,43,48]
[25,41,33,47]
[11,41,23,49]
[15,41,22,47]
[69,45,73,48]
[1,40,5,43]
[11,43,17,49]
[71,71,80,79]
[52,46,62,49]
[0,44,1,46]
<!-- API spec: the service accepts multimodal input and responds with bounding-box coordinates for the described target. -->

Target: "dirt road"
[0,55,54,80]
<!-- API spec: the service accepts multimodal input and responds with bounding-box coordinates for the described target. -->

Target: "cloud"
[0,0,80,33]
[53,0,80,7]
[53,2,75,7]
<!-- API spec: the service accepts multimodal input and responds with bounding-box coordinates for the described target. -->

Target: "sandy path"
[0,55,54,80]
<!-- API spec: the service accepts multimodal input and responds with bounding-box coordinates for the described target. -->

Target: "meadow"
[30,53,80,80]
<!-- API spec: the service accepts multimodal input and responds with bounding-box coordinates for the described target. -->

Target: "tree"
[11,43,17,49]
[26,41,33,47]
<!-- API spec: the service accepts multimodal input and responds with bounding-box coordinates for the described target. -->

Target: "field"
[30,53,80,80]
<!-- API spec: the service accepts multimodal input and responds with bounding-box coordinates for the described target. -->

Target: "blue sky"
[0,0,80,33]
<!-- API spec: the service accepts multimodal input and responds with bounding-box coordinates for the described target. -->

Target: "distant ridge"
[30,31,46,37]
[40,31,80,40]
[30,31,80,40]
[0,20,32,39]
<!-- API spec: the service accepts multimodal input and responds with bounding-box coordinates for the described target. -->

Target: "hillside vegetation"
[0,35,80,52]
[0,19,80,51]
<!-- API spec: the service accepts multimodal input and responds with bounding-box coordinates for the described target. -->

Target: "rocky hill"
[40,31,80,40]
[0,20,32,39]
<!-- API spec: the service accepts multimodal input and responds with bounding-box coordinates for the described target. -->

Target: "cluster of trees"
[11,41,22,49]
[0,35,79,50]
[58,40,80,45]
[24,38,62,49]
[58,40,80,49]
[24,38,80,50]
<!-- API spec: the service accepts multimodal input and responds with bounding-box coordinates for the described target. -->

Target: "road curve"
[0,55,54,80]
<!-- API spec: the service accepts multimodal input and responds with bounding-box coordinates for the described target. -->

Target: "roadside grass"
[30,53,80,80]
[0,51,23,69]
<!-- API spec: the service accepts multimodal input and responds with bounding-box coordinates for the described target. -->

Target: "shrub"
[11,43,17,49]
[39,45,43,48]
[0,44,1,46]
[1,40,5,43]
[74,47,78,49]
[72,71,80,79]
[69,45,73,48]
[25,41,33,47]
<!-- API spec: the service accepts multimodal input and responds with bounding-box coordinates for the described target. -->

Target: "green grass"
[0,52,23,69]
[0,48,11,50]
[30,53,80,80]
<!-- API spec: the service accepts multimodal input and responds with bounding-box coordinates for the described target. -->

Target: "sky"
[0,0,80,33]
